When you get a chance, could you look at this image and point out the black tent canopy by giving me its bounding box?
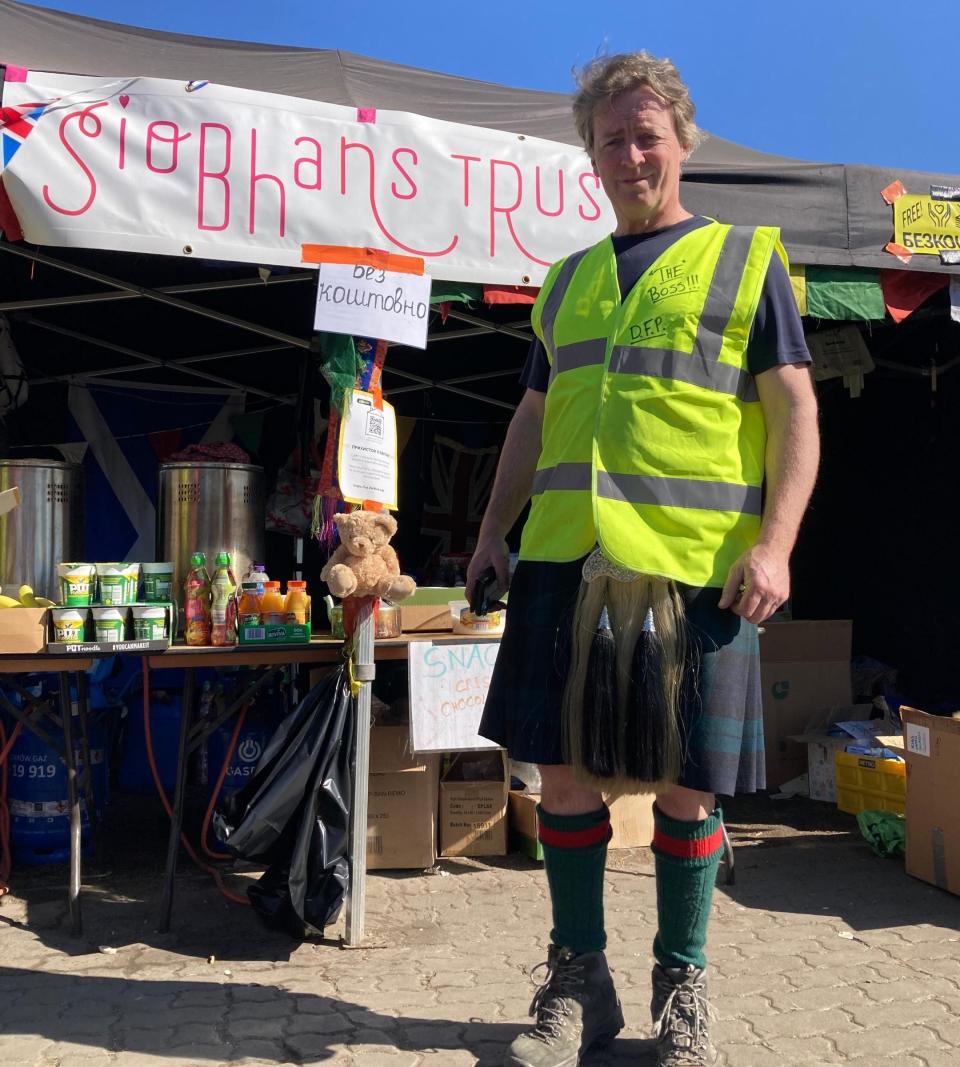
[1,0,958,274]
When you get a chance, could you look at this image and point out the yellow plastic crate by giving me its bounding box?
[834,749,906,815]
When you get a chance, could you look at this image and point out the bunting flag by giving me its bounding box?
[880,270,948,324]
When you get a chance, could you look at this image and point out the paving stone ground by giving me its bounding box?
[1,794,959,1067]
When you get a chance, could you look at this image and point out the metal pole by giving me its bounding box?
[158,667,195,932]
[0,240,312,350]
[344,598,375,946]
[58,673,82,936]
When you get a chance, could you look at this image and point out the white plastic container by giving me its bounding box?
[50,607,86,643]
[91,605,125,643]
[57,562,96,607]
[142,562,175,602]
[131,604,168,640]
[449,600,505,636]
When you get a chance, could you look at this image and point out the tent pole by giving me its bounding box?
[0,240,311,349]
[345,599,374,947]
[385,366,517,410]
[0,270,314,313]
[28,343,293,386]
[20,317,290,401]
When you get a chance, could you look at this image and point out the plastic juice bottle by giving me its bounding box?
[236,582,262,632]
[210,551,238,646]
[260,581,286,625]
[183,552,212,646]
[242,562,270,594]
[285,580,310,626]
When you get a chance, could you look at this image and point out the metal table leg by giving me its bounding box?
[158,667,195,932]
[58,672,82,936]
[345,599,374,947]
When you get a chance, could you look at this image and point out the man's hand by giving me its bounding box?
[466,536,510,607]
[718,545,790,624]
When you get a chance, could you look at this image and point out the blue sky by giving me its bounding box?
[23,0,960,174]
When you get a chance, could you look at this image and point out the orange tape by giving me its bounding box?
[881,180,907,205]
[301,244,425,275]
[884,241,913,264]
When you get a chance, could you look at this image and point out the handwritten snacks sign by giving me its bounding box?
[1,71,615,285]
[337,388,398,508]
[409,639,501,752]
[893,194,960,255]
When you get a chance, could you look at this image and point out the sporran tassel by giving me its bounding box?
[625,606,670,781]
[582,605,619,778]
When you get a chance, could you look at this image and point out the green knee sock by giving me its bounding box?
[651,805,724,970]
[537,803,611,954]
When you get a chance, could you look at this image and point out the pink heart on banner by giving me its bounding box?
[119,94,130,108]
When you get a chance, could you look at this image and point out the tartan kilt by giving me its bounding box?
[479,557,765,797]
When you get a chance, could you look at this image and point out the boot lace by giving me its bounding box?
[654,970,714,1064]
[526,952,585,1043]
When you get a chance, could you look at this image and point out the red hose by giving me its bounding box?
[141,663,249,907]
[0,720,23,898]
[201,701,248,862]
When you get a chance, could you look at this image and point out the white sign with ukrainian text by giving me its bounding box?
[314,261,431,348]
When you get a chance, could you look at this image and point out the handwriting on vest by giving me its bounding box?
[645,261,701,305]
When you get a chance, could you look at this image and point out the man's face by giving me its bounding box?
[591,86,687,234]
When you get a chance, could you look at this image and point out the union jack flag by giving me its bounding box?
[420,434,499,555]
[1,100,50,170]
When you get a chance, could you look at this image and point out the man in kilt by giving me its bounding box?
[467,51,819,1067]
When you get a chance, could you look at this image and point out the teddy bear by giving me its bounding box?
[319,510,417,601]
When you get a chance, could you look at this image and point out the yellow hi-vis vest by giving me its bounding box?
[520,220,785,588]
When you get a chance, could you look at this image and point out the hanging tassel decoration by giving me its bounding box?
[625,605,670,781]
[581,603,620,778]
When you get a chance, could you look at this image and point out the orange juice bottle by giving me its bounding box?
[285,580,310,625]
[236,582,262,627]
[260,581,286,624]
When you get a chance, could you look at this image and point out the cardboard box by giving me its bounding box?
[400,586,465,633]
[238,621,310,646]
[439,750,509,857]
[366,724,439,870]
[0,607,49,654]
[508,790,655,860]
[788,703,873,802]
[902,706,960,896]
[759,620,853,790]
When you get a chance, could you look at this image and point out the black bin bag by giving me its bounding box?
[214,664,355,938]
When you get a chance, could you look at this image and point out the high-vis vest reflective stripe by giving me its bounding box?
[520,221,783,587]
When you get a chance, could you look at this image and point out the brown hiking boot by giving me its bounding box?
[504,945,624,1067]
[650,963,717,1066]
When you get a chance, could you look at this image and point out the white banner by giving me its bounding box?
[1,71,616,285]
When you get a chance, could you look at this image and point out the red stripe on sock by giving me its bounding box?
[538,820,611,850]
[653,825,724,860]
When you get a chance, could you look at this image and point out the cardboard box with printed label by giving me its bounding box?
[902,706,960,897]
[439,749,509,857]
[787,703,874,802]
[509,790,655,860]
[366,724,440,870]
[759,620,853,791]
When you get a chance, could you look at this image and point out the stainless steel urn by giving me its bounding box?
[0,459,85,601]
[157,461,265,609]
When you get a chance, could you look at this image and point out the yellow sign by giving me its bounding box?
[893,195,960,254]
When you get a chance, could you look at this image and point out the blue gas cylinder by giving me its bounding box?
[206,717,273,802]
[119,687,182,795]
[7,705,110,866]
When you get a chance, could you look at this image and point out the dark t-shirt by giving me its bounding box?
[521,215,810,392]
